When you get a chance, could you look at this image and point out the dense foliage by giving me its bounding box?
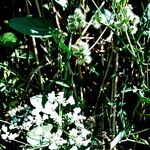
[0,0,150,149]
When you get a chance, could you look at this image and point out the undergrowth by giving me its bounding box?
[0,0,150,149]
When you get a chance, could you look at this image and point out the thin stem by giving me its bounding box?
[95,51,114,109]
[32,37,44,92]
[111,52,119,138]
[35,0,42,17]
[125,30,136,57]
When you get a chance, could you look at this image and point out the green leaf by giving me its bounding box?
[9,17,53,37]
[0,32,18,46]
[55,81,70,88]
[51,29,69,52]
[27,124,52,147]
[139,96,150,104]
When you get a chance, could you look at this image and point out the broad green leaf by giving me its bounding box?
[0,32,18,46]
[9,17,53,37]
[139,96,150,104]
[30,94,57,114]
[27,124,52,147]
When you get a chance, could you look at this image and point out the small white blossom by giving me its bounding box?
[8,133,19,140]
[9,124,16,130]
[43,114,49,120]
[69,128,78,138]
[22,121,32,130]
[70,146,78,150]
[78,41,89,51]
[1,125,8,133]
[47,91,56,103]
[49,142,58,150]
[27,115,34,121]
[130,25,138,34]
[56,92,65,104]
[1,133,9,140]
[75,136,83,147]
[81,128,91,138]
[66,96,75,105]
[84,55,92,64]
[8,109,17,117]
[73,107,81,114]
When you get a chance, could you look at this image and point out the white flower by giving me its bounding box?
[81,128,91,138]
[55,115,63,125]
[28,115,34,121]
[47,91,56,103]
[78,41,89,51]
[66,96,75,105]
[133,15,140,25]
[75,8,85,18]
[70,146,78,150]
[84,55,92,64]
[81,139,91,146]
[69,128,78,137]
[9,124,16,130]
[130,25,138,34]
[56,92,65,104]
[73,107,81,114]
[8,109,17,117]
[43,114,49,120]
[22,121,33,130]
[49,142,58,150]
[75,122,84,128]
[1,125,8,133]
[35,113,43,125]
[8,133,19,140]
[83,49,91,56]
[1,133,9,140]
[75,136,83,147]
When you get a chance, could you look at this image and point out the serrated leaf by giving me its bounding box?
[0,32,18,46]
[9,17,53,37]
[139,96,150,104]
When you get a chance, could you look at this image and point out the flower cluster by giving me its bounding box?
[71,40,92,64]
[115,4,140,34]
[0,104,32,142]
[91,4,140,35]
[0,91,91,149]
[1,124,19,141]
[67,8,86,32]
[92,9,114,29]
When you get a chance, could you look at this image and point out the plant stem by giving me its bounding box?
[32,37,44,92]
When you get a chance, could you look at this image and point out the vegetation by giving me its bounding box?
[0,0,150,149]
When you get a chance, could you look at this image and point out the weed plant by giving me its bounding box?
[0,0,150,149]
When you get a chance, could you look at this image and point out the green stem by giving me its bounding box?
[32,37,44,92]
